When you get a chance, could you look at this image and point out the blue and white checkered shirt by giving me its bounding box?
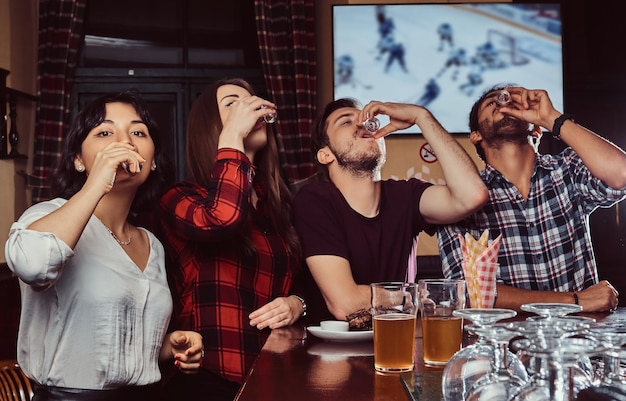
[438,147,626,292]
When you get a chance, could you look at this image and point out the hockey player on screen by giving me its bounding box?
[437,23,454,52]
[474,41,508,69]
[335,54,355,87]
[384,41,408,74]
[416,78,441,107]
[436,47,467,81]
[375,9,395,61]
[459,64,484,96]
[335,54,372,90]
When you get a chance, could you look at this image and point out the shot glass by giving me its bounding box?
[418,279,466,366]
[371,282,419,373]
[363,116,380,133]
[496,90,512,106]
[260,105,277,123]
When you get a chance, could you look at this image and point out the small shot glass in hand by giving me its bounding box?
[260,105,277,124]
[363,113,380,135]
[496,90,512,106]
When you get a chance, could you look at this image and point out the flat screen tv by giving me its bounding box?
[332,3,563,134]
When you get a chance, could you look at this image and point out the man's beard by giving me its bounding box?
[329,142,382,178]
[479,116,532,147]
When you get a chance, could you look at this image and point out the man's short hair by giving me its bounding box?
[311,98,362,175]
[468,82,517,160]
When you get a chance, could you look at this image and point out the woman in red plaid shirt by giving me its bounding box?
[158,78,304,401]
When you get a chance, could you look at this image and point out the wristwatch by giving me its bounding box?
[551,113,575,140]
[291,295,307,317]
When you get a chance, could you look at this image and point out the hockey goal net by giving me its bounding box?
[487,29,530,66]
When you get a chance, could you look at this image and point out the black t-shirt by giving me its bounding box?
[294,179,433,321]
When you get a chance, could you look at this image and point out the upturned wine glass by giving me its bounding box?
[442,309,527,401]
[464,322,529,401]
[510,336,605,401]
[520,303,583,320]
[507,316,596,400]
[584,321,626,387]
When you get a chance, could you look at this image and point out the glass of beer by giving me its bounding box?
[371,282,419,373]
[418,279,466,366]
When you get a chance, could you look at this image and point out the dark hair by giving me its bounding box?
[468,83,516,161]
[51,89,173,221]
[186,78,300,257]
[311,98,361,178]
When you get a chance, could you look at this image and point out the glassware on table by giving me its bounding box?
[417,279,466,366]
[371,282,419,373]
[520,303,583,320]
[507,316,597,401]
[442,308,528,401]
[464,322,529,401]
[510,336,605,401]
[584,321,626,387]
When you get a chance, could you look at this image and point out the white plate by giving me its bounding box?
[306,326,373,342]
[308,341,374,360]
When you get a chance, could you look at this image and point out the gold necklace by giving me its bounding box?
[101,222,132,246]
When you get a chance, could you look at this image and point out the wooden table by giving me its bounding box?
[234,308,626,401]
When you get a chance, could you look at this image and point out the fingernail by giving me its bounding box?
[175,360,181,367]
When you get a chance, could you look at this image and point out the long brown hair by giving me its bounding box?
[186,78,300,257]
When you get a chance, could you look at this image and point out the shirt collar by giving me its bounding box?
[481,153,558,184]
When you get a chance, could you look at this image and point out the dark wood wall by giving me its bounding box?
[559,1,626,303]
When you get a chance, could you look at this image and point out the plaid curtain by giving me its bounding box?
[254,0,317,183]
[32,0,86,203]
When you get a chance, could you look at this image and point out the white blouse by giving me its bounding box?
[4,198,173,390]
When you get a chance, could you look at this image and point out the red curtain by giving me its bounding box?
[254,0,317,183]
[32,0,86,203]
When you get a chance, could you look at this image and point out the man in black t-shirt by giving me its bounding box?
[293,98,488,322]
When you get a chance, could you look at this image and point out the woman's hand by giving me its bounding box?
[249,296,304,330]
[218,95,277,152]
[161,330,204,374]
[82,142,146,195]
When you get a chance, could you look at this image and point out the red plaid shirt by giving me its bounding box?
[159,148,298,384]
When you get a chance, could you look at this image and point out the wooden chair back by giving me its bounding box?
[0,360,33,401]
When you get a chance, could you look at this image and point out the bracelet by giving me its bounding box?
[573,292,579,305]
[551,113,575,140]
[291,295,307,317]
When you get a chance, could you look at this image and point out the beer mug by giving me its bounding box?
[371,282,419,373]
[418,279,466,366]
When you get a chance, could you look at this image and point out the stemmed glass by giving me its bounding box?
[521,303,583,320]
[464,322,529,401]
[584,321,626,387]
[441,308,527,401]
[510,336,605,401]
[507,316,596,400]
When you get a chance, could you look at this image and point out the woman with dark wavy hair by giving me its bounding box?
[5,90,203,401]
[51,90,174,222]
[159,78,304,400]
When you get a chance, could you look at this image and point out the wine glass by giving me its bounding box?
[510,336,605,401]
[465,322,529,401]
[442,308,527,401]
[520,303,583,320]
[584,321,626,387]
[507,316,596,401]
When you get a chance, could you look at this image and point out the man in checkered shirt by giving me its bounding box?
[438,84,626,313]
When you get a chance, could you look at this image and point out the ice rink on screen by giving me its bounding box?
[333,4,563,134]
